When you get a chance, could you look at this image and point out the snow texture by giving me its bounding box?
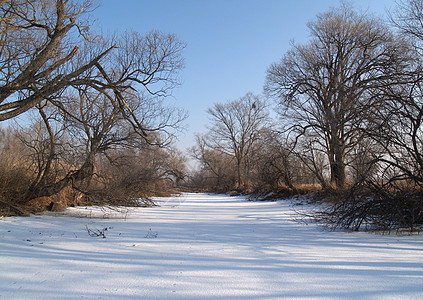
[1,193,422,299]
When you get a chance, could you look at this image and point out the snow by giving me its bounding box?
[1,193,422,299]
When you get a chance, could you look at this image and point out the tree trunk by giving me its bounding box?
[20,155,95,204]
[236,159,243,189]
[329,138,346,189]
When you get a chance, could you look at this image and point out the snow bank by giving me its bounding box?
[1,193,422,299]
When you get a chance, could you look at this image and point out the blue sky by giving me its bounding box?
[94,0,397,153]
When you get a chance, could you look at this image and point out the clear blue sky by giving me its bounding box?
[94,0,397,153]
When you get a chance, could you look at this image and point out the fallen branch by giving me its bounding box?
[85,225,112,238]
[0,199,29,216]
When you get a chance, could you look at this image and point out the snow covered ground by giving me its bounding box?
[0,193,422,299]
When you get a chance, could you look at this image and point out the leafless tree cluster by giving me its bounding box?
[265,2,414,190]
[192,1,423,231]
[190,93,269,192]
[0,0,187,214]
[189,93,316,195]
[264,1,423,231]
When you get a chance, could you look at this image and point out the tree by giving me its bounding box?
[190,134,237,191]
[0,0,187,206]
[18,30,186,203]
[312,0,423,232]
[203,93,270,189]
[390,0,423,53]
[0,0,116,120]
[265,3,413,189]
[370,0,423,186]
[88,145,187,205]
[253,129,296,190]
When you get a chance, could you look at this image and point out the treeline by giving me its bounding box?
[189,1,423,232]
[189,93,315,195]
[0,0,187,215]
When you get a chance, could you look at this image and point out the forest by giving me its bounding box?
[1,0,423,232]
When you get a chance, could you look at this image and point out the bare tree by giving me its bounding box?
[347,0,423,188]
[380,0,423,186]
[0,0,118,121]
[252,129,296,190]
[204,93,270,189]
[190,134,237,191]
[390,0,423,53]
[310,0,423,233]
[17,29,186,203]
[265,3,413,189]
[87,145,187,205]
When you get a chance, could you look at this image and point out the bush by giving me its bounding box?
[314,182,423,233]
